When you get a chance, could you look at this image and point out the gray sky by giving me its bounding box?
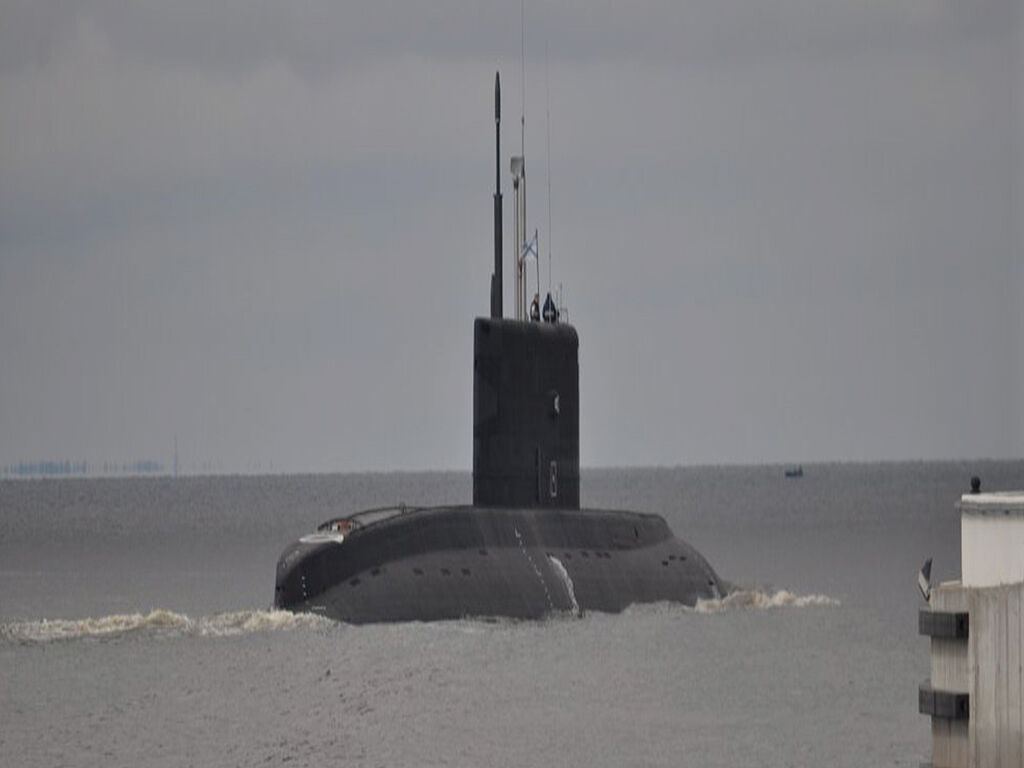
[1,1,1021,473]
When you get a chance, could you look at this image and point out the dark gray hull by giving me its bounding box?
[274,505,724,623]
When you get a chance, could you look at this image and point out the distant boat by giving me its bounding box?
[785,465,804,478]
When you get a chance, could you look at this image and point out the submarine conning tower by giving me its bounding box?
[473,318,579,508]
[473,71,580,510]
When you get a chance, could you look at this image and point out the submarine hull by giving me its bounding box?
[274,505,724,623]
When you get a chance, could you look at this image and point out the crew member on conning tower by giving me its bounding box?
[542,292,558,323]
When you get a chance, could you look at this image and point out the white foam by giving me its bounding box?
[1,608,331,644]
[547,555,581,616]
[693,588,840,614]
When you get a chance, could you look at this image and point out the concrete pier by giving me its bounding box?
[920,492,1024,768]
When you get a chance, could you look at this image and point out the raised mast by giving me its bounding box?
[491,72,503,319]
[511,155,526,320]
[512,6,529,321]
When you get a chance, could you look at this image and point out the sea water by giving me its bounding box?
[1,461,1020,767]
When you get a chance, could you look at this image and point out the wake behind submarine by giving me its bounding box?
[273,73,725,623]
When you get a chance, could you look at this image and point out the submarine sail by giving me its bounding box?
[273,73,725,623]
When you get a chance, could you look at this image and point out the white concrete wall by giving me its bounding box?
[968,584,1023,768]
[928,581,1024,768]
[960,493,1024,588]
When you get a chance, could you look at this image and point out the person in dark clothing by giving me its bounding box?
[542,292,558,323]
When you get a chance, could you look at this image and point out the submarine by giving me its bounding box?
[273,73,726,623]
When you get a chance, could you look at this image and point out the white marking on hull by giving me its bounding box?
[514,526,555,612]
[547,555,581,617]
[299,532,345,545]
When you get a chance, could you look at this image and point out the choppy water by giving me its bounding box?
[1,461,1020,767]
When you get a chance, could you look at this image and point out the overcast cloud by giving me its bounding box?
[0,1,1021,473]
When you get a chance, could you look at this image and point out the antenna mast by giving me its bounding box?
[545,44,552,292]
[491,72,503,319]
[511,2,528,320]
[520,0,526,160]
